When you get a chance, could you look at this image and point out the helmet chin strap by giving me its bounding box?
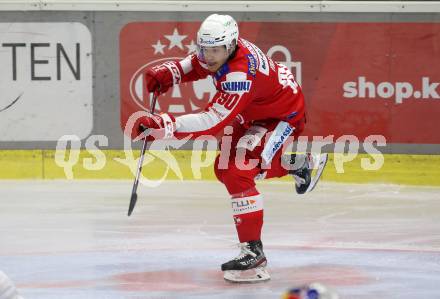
[227,40,238,60]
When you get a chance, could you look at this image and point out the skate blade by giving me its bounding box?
[306,153,328,193]
[223,267,270,283]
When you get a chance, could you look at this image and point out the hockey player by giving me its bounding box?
[133,14,327,282]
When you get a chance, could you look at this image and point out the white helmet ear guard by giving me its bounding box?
[196,14,239,58]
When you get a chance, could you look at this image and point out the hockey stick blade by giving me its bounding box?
[128,193,138,216]
[306,153,328,193]
[127,137,147,217]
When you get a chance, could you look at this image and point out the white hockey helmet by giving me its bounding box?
[197,14,239,55]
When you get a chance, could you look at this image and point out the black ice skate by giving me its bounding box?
[286,153,328,194]
[288,153,312,194]
[222,240,270,283]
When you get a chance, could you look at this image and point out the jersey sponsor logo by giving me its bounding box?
[209,105,227,120]
[241,38,269,76]
[261,121,294,164]
[199,37,216,45]
[241,39,259,67]
[286,111,298,120]
[221,80,252,92]
[255,47,269,76]
[246,54,257,77]
[271,125,293,154]
[215,63,229,80]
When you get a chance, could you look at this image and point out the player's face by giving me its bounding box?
[200,46,229,72]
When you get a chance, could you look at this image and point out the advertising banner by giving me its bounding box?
[120,22,440,144]
[0,22,93,141]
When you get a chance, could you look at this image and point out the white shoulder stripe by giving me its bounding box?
[179,55,193,75]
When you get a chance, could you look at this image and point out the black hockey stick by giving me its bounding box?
[128,90,159,216]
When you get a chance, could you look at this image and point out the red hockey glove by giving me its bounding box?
[134,112,176,141]
[145,62,180,95]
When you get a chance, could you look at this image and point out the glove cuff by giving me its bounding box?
[160,113,176,139]
[161,61,182,85]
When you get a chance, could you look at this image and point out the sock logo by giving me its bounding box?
[231,195,263,215]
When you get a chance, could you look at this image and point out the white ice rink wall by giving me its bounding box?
[0,0,439,184]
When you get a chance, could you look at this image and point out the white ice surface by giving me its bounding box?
[0,180,439,299]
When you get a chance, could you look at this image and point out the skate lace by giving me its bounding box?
[293,153,314,186]
[293,174,306,186]
[234,243,257,260]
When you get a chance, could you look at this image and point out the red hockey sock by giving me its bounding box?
[263,167,288,179]
[231,188,264,243]
[261,150,289,179]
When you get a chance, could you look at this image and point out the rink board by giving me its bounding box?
[0,150,439,186]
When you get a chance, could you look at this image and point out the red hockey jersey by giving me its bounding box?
[165,38,305,138]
